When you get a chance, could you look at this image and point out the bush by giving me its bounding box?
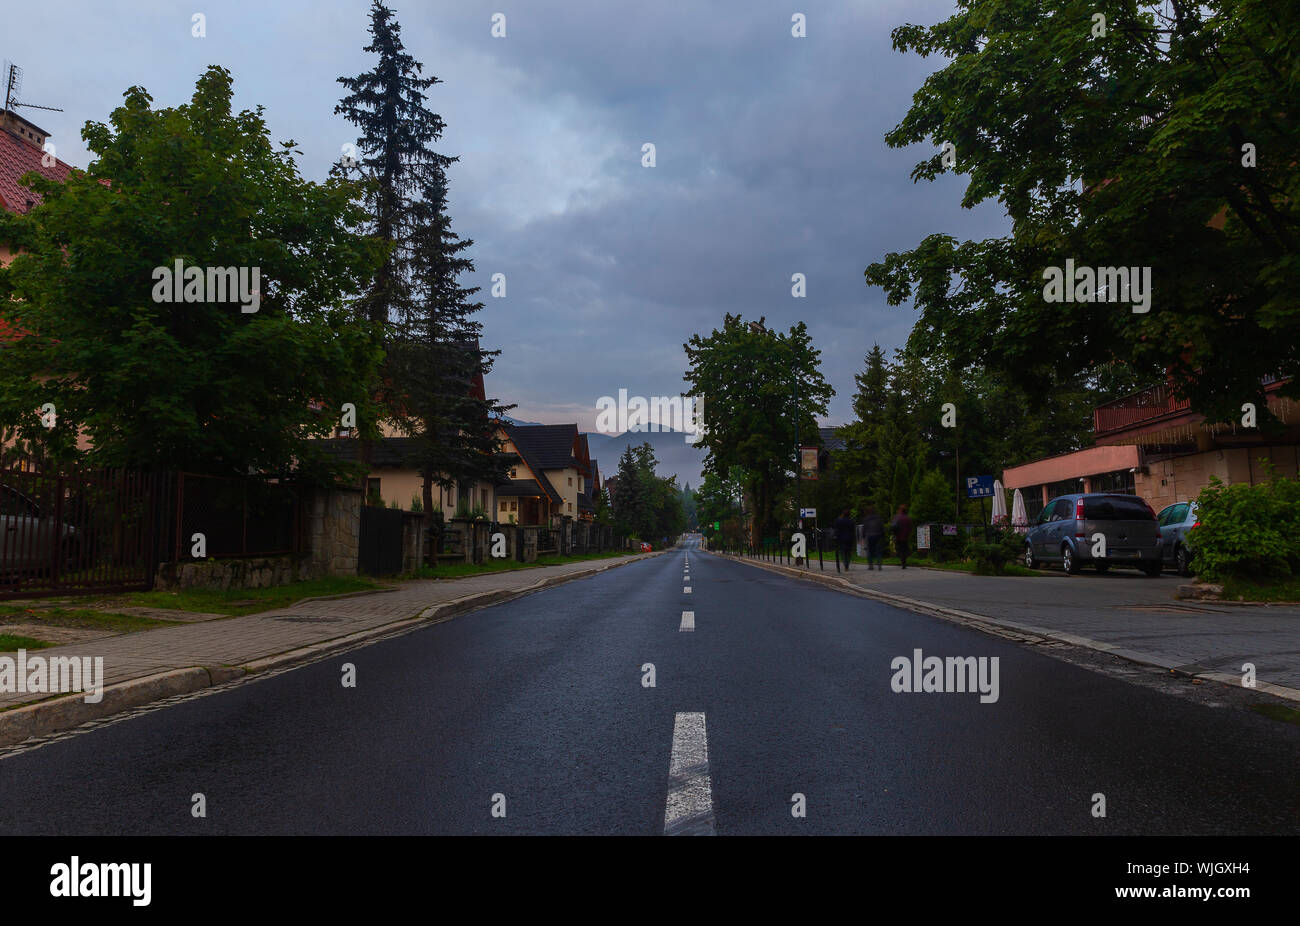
[1192,471,1300,582]
[971,542,1009,575]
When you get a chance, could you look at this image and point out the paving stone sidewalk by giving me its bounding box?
[726,554,1300,697]
[0,554,655,710]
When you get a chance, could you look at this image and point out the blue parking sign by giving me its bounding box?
[966,475,994,498]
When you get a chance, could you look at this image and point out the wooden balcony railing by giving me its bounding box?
[1093,384,1192,435]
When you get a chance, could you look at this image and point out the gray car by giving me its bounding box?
[1156,501,1198,577]
[0,483,79,574]
[1024,493,1163,576]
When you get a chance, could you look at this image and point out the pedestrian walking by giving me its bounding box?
[832,508,856,572]
[862,504,885,570]
[889,504,914,568]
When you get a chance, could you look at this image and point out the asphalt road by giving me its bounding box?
[2,539,1297,835]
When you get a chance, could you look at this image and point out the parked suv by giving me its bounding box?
[1156,501,1198,577]
[1024,493,1163,576]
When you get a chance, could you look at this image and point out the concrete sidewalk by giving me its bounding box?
[0,552,659,745]
[718,553,1300,702]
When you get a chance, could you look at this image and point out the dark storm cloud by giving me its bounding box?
[13,0,1008,433]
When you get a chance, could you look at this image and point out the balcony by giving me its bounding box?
[1094,384,1192,437]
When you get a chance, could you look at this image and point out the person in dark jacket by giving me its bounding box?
[833,508,855,572]
[889,504,914,568]
[862,504,885,570]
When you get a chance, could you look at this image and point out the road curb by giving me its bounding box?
[0,551,660,748]
[715,552,1300,705]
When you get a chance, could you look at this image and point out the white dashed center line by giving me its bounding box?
[664,711,715,836]
[683,586,691,594]
[679,610,694,631]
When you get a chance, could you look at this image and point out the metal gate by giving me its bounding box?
[358,506,404,576]
[1,465,166,600]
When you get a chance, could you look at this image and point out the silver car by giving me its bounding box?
[1024,493,1163,576]
[0,483,79,574]
[1156,501,1198,577]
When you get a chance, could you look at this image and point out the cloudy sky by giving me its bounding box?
[15,0,1007,431]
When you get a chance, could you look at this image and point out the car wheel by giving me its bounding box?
[1061,544,1079,575]
[1094,561,1110,574]
[1176,545,1191,577]
[1025,544,1036,570]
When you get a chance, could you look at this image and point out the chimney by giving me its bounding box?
[1,109,49,150]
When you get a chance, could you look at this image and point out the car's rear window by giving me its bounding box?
[1083,496,1153,520]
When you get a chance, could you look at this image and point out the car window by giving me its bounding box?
[1084,497,1113,520]
[1170,503,1189,524]
[0,486,36,518]
[1036,504,1053,525]
[1157,504,1176,526]
[1106,496,1155,520]
[1050,499,1071,521]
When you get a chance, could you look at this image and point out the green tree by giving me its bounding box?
[684,314,833,541]
[0,66,386,477]
[835,343,890,503]
[866,0,1300,426]
[694,469,743,543]
[335,0,510,523]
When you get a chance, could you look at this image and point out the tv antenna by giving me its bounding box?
[2,62,63,116]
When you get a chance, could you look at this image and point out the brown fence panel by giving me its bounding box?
[0,465,168,600]
[169,472,299,560]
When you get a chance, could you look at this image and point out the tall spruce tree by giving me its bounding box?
[335,0,509,523]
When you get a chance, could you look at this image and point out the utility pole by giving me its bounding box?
[794,369,800,530]
[954,426,961,523]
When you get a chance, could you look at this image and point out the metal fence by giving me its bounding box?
[1,465,167,599]
[170,472,300,560]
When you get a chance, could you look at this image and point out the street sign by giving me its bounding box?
[800,508,817,518]
[714,521,721,530]
[942,524,958,536]
[966,475,995,498]
[916,524,931,550]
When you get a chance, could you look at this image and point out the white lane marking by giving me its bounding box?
[683,586,691,594]
[680,610,694,631]
[664,711,715,836]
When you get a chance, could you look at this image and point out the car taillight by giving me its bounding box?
[1075,498,1086,537]
[1191,521,1200,529]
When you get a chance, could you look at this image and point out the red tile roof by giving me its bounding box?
[0,122,75,343]
[0,124,73,215]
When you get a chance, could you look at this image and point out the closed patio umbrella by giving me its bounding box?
[991,479,1008,523]
[1011,489,1029,533]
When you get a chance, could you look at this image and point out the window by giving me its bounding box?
[0,487,37,518]
[1049,499,1072,521]
[1157,503,1186,526]
[568,502,573,512]
[510,501,517,512]
[568,477,573,486]
[510,468,517,478]
[1108,496,1155,520]
[1090,470,1136,495]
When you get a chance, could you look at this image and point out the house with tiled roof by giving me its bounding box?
[306,340,513,515]
[494,423,595,526]
[0,110,75,344]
